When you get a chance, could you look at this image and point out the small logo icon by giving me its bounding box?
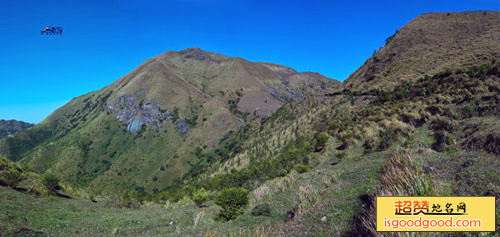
[41,26,63,35]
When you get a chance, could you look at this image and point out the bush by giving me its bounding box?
[251,203,272,216]
[152,190,169,203]
[336,151,347,160]
[432,130,448,151]
[120,190,142,208]
[192,187,210,207]
[363,137,377,153]
[0,170,23,188]
[42,174,60,195]
[430,117,454,132]
[215,188,249,221]
[377,129,397,151]
[294,164,311,174]
[314,132,329,151]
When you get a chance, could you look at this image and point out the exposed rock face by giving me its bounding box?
[180,47,208,61]
[126,117,144,133]
[106,89,188,133]
[174,120,189,133]
[267,85,306,102]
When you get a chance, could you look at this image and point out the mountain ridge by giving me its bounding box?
[341,10,500,93]
[0,48,339,194]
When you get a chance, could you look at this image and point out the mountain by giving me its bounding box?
[342,11,500,92]
[0,120,33,139]
[0,48,339,194]
[1,11,499,236]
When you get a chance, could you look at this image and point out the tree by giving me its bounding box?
[215,188,249,221]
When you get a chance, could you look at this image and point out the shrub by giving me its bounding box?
[294,164,311,174]
[121,190,134,208]
[251,203,272,216]
[484,133,500,155]
[20,163,34,172]
[152,190,169,203]
[192,187,210,207]
[377,129,397,151]
[215,188,249,221]
[0,170,23,188]
[432,130,448,151]
[363,137,377,153]
[314,132,329,151]
[42,174,60,195]
[430,117,454,132]
[130,188,148,204]
[335,151,347,161]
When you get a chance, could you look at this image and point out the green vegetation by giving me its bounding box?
[377,128,397,151]
[251,203,272,216]
[314,132,329,151]
[215,188,249,221]
[42,174,60,195]
[203,136,313,191]
[0,155,63,195]
[192,187,210,207]
[0,169,23,188]
[294,164,311,173]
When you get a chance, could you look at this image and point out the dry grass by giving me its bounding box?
[342,11,500,92]
[359,149,433,236]
[204,226,272,237]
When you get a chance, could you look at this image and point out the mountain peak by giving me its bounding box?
[178,47,210,61]
[180,47,204,52]
[342,11,500,92]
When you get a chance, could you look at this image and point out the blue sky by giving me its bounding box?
[1,0,498,123]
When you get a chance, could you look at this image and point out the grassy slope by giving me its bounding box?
[180,60,500,235]
[342,11,500,92]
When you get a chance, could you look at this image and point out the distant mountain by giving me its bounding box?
[342,11,500,92]
[0,120,33,139]
[0,48,339,193]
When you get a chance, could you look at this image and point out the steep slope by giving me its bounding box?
[342,11,500,92]
[0,120,33,139]
[169,12,500,235]
[0,48,338,194]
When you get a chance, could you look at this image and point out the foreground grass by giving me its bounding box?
[0,186,216,236]
[0,140,387,236]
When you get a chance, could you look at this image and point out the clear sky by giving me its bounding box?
[1,0,498,124]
